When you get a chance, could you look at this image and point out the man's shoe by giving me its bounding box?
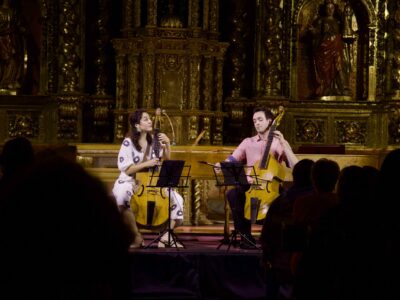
[240,234,258,250]
[239,240,258,250]
[241,234,256,244]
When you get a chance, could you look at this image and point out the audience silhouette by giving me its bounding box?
[375,149,400,300]
[294,164,381,300]
[293,158,340,229]
[261,158,314,300]
[2,139,399,300]
[0,151,133,299]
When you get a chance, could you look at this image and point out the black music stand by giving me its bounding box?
[213,162,259,252]
[144,160,190,249]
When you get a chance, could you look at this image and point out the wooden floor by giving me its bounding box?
[128,228,266,299]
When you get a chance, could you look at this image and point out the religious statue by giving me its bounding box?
[392,0,400,95]
[309,0,350,98]
[0,0,24,94]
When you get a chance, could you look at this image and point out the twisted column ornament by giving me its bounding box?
[192,179,202,225]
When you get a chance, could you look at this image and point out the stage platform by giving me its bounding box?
[129,225,266,300]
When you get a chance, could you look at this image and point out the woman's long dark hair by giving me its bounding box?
[127,109,153,151]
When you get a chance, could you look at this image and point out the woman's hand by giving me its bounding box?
[146,158,161,168]
[158,133,170,148]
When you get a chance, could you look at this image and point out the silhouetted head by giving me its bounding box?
[311,158,340,193]
[292,158,315,187]
[380,149,400,184]
[0,136,34,179]
[362,165,379,191]
[337,165,366,205]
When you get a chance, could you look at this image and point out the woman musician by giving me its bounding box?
[112,109,184,248]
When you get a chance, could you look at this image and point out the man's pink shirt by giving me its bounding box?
[230,134,289,167]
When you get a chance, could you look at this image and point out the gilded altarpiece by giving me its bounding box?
[223,0,398,154]
[112,35,227,144]
[3,0,400,226]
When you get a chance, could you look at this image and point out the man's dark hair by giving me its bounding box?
[253,107,274,120]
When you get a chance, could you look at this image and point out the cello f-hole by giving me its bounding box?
[160,188,166,199]
[137,185,144,197]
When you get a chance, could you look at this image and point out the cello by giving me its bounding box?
[130,128,169,228]
[244,107,287,222]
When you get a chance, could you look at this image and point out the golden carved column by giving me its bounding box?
[228,1,248,98]
[189,0,200,37]
[209,0,218,38]
[192,179,202,225]
[94,0,109,97]
[114,52,127,142]
[191,178,212,225]
[128,53,139,109]
[87,0,114,142]
[189,53,201,110]
[181,183,191,225]
[212,56,225,145]
[133,0,141,28]
[187,50,200,144]
[189,0,200,27]
[143,45,156,108]
[263,0,282,96]
[203,56,213,111]
[0,2,24,95]
[122,0,134,37]
[60,0,80,93]
[57,0,83,141]
[202,0,209,30]
[375,0,387,99]
[115,52,127,110]
[146,0,157,35]
[41,0,58,93]
[388,2,400,145]
[391,1,400,99]
[367,19,378,101]
[215,56,224,112]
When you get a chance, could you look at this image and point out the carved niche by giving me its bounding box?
[294,0,375,101]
